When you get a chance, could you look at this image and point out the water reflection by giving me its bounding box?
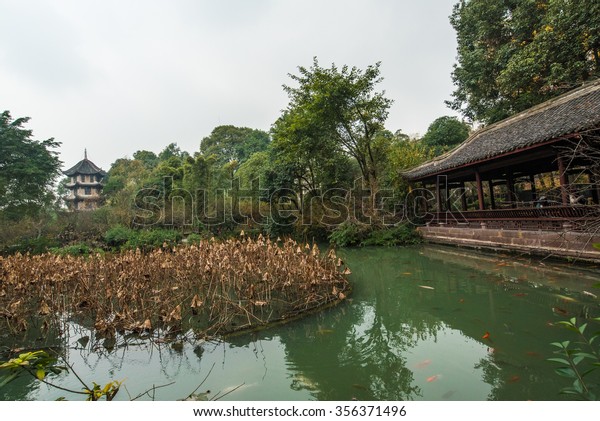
[1,245,599,401]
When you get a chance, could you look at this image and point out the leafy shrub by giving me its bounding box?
[129,229,182,251]
[361,224,422,247]
[50,243,104,256]
[104,225,132,248]
[328,220,372,247]
[549,317,600,400]
[186,233,203,244]
[329,221,421,248]
[0,237,61,256]
[104,226,182,251]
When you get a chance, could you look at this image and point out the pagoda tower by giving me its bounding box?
[63,150,107,211]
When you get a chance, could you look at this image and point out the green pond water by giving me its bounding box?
[2,244,600,401]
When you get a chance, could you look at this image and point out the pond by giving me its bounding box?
[2,244,599,401]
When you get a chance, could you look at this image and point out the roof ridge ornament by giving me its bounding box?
[84,148,87,160]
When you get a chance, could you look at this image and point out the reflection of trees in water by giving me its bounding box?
[475,352,556,401]
[273,247,448,400]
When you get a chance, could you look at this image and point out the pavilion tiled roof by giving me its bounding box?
[63,158,107,177]
[403,78,600,181]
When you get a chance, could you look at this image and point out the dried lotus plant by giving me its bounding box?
[0,236,351,343]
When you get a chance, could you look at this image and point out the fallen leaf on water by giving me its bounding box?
[459,298,465,303]
[552,307,568,316]
[555,294,577,303]
[418,285,435,290]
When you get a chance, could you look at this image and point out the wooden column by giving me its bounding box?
[475,169,485,211]
[436,178,442,213]
[460,181,468,211]
[529,174,537,202]
[507,172,516,208]
[488,180,496,210]
[557,155,569,205]
[421,183,430,213]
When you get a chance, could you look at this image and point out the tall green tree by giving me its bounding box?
[280,58,393,209]
[449,0,600,124]
[200,125,270,165]
[132,150,159,170]
[158,142,186,162]
[421,116,470,154]
[0,111,61,220]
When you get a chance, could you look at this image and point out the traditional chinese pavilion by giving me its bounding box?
[403,79,600,261]
[63,150,107,211]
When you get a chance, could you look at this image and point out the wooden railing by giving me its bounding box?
[426,205,600,231]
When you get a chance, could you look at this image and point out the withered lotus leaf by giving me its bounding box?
[168,305,182,322]
[0,237,351,340]
[190,294,203,309]
[38,301,50,316]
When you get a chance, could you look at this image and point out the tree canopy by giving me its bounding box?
[278,58,393,207]
[421,116,470,154]
[449,0,600,124]
[0,111,62,220]
[200,125,270,165]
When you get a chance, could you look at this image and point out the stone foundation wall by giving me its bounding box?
[417,225,600,263]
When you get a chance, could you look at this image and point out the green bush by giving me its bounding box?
[329,221,421,248]
[328,220,372,247]
[186,233,203,244]
[50,243,104,256]
[104,226,182,251]
[104,225,132,248]
[362,224,422,247]
[0,237,61,256]
[129,229,182,251]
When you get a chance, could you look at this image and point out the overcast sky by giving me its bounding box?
[0,0,460,171]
